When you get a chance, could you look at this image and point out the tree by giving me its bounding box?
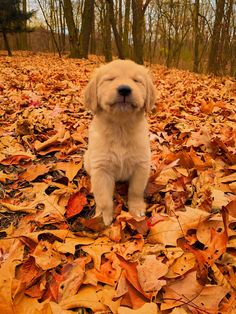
[131,0,151,64]
[63,0,80,58]
[207,0,225,74]
[123,0,131,58]
[107,0,125,59]
[19,0,28,50]
[37,0,62,57]
[100,0,112,62]
[0,0,34,56]
[193,0,200,72]
[78,0,95,58]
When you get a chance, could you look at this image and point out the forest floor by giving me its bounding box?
[0,51,236,314]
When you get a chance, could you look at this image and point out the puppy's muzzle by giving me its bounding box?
[117,85,132,97]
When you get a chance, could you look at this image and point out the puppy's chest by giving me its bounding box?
[109,141,136,179]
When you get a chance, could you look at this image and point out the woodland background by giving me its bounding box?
[0,0,235,76]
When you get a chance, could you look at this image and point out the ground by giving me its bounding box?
[0,51,236,314]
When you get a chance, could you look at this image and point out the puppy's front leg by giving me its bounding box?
[91,169,115,226]
[128,166,149,218]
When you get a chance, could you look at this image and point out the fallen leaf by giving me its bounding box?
[118,302,159,314]
[66,191,87,218]
[137,255,168,293]
[59,285,107,311]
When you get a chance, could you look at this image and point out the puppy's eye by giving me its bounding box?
[133,78,142,84]
[105,77,115,82]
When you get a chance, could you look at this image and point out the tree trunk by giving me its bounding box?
[193,0,200,72]
[220,0,233,74]
[59,0,66,52]
[79,0,95,58]
[63,0,80,58]
[230,28,236,77]
[132,0,144,64]
[107,0,125,59]
[103,1,112,62]
[123,0,130,58]
[19,0,28,50]
[3,32,12,56]
[207,0,225,74]
[118,0,123,36]
[90,7,96,55]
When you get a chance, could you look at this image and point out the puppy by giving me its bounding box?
[84,59,156,225]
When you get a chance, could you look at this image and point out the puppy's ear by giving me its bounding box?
[84,71,98,112]
[145,74,156,112]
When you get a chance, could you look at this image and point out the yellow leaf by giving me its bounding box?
[148,207,210,246]
[82,237,112,270]
[166,253,195,278]
[31,241,62,270]
[97,285,121,314]
[53,237,95,254]
[59,286,107,312]
[118,303,159,314]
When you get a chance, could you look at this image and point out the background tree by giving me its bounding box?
[207,0,226,74]
[78,0,95,58]
[193,0,200,72]
[63,0,80,57]
[99,0,112,62]
[131,0,151,64]
[123,0,131,58]
[37,0,62,57]
[107,0,125,59]
[19,0,28,50]
[0,0,34,56]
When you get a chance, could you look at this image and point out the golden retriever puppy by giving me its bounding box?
[84,59,156,225]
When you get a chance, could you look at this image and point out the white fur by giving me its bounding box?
[84,59,156,225]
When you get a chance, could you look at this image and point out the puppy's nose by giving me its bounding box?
[117,85,132,96]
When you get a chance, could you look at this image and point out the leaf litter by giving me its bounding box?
[0,52,236,314]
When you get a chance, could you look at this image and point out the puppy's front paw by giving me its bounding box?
[96,205,113,226]
[103,210,113,226]
[128,200,146,218]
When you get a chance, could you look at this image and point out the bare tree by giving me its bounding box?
[79,0,95,58]
[107,0,125,59]
[123,0,131,58]
[63,0,80,57]
[207,0,225,74]
[131,0,151,64]
[19,0,28,50]
[37,0,61,56]
[193,0,200,72]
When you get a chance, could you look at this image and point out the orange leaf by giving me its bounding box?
[121,281,147,310]
[0,155,32,165]
[18,163,51,182]
[92,259,120,286]
[25,282,45,298]
[16,256,44,288]
[66,192,87,218]
[117,256,147,298]
[78,215,105,231]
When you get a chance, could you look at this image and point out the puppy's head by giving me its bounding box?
[84,59,156,114]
